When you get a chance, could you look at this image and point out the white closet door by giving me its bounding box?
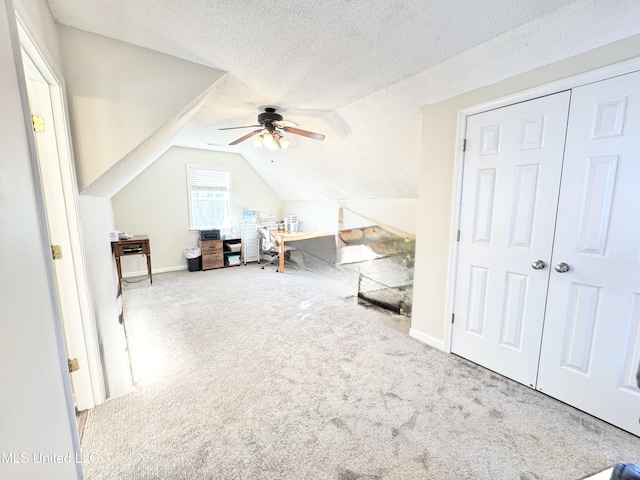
[452,92,570,386]
[537,71,640,436]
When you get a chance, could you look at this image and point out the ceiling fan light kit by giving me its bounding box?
[252,128,289,150]
[220,107,325,150]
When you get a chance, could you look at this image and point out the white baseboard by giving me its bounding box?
[409,328,446,351]
[122,265,187,278]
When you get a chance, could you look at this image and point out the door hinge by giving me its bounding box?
[68,358,80,373]
[51,245,63,260]
[462,139,466,151]
[456,230,461,242]
[32,114,44,133]
[451,313,455,324]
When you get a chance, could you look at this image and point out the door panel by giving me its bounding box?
[537,71,640,436]
[452,91,571,386]
[23,54,96,410]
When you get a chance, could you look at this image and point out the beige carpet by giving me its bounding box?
[81,265,640,479]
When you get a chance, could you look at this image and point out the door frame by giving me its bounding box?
[16,12,105,409]
[444,55,640,353]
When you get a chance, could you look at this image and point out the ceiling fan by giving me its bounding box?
[219,107,325,149]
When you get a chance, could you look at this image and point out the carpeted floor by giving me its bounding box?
[81,265,640,479]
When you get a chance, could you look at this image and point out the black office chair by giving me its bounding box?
[257,226,295,272]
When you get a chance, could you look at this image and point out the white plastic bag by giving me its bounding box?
[184,247,201,259]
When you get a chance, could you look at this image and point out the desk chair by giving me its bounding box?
[257,227,295,272]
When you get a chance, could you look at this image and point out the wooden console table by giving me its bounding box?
[111,235,152,289]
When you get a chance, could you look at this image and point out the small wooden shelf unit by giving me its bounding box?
[198,238,242,270]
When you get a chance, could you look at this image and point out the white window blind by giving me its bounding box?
[187,165,231,230]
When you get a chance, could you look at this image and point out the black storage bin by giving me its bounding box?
[187,256,202,272]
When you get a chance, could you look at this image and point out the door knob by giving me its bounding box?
[554,262,570,273]
[531,260,546,270]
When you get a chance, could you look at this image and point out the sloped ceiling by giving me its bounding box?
[45,0,640,200]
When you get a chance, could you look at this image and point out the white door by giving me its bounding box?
[451,92,571,386]
[536,71,640,436]
[22,51,100,411]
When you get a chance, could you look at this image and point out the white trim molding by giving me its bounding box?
[410,328,446,351]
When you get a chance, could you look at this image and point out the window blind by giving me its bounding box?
[187,165,229,190]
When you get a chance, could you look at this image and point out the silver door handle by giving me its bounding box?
[554,262,570,273]
[531,260,546,270]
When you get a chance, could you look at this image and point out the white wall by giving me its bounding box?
[410,35,640,350]
[339,199,417,237]
[58,26,224,190]
[111,146,282,275]
[77,195,132,398]
[281,200,339,233]
[0,1,80,478]
[281,199,417,238]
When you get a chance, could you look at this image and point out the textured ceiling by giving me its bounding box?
[44,0,637,202]
[45,0,577,111]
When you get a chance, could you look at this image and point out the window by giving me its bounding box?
[187,165,231,230]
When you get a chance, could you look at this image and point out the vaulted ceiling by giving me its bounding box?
[45,0,638,201]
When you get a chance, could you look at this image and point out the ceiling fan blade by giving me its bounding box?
[273,120,298,128]
[218,124,261,131]
[282,126,325,141]
[229,129,263,145]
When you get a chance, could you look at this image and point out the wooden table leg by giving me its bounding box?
[279,241,285,273]
[115,256,123,290]
[146,254,152,284]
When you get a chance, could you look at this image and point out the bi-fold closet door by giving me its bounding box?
[451,71,640,436]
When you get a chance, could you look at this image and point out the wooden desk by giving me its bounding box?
[273,231,333,273]
[111,235,152,288]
